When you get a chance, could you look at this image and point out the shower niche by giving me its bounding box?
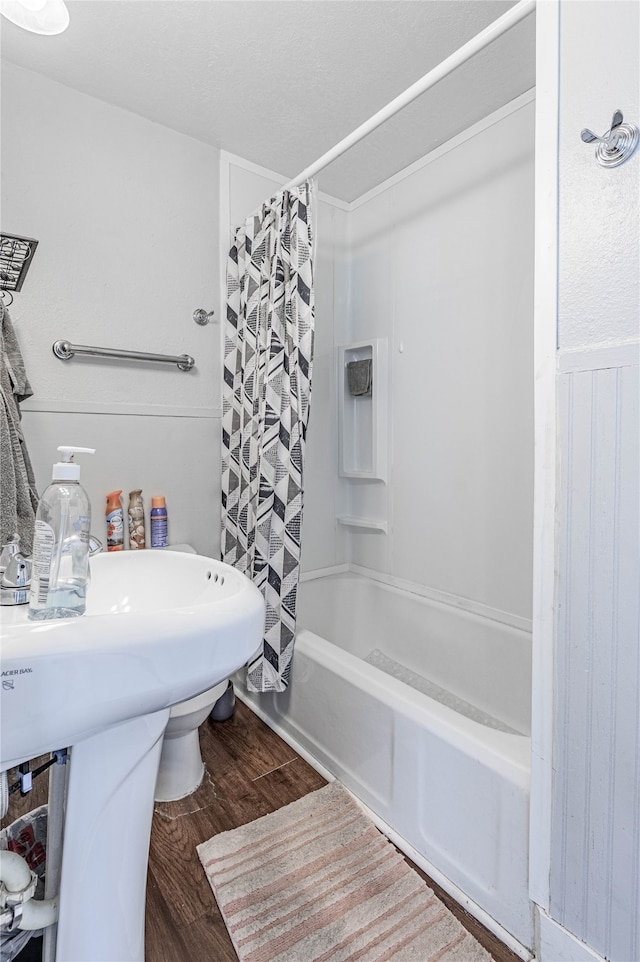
[338,338,388,482]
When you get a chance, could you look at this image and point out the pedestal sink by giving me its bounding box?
[0,550,265,962]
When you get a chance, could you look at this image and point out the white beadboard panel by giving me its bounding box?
[551,362,640,961]
[21,410,221,559]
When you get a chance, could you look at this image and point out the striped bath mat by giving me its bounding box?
[197,781,492,962]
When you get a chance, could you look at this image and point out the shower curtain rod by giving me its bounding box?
[285,0,536,190]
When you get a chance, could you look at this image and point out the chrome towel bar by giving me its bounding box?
[52,339,195,371]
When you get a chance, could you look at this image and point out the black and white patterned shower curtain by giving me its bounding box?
[221,182,315,693]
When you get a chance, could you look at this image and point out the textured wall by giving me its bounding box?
[557,1,639,350]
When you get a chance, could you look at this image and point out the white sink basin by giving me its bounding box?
[1,550,265,768]
[0,549,265,962]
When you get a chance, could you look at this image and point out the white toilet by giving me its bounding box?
[154,544,231,802]
[154,678,228,801]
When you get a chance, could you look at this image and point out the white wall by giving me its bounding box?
[546,3,640,960]
[1,63,221,555]
[223,154,348,575]
[343,95,535,624]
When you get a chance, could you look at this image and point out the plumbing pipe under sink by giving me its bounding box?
[43,754,68,962]
[0,850,58,931]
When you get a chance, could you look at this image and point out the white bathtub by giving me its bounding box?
[236,571,533,952]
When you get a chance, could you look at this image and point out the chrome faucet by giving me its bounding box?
[0,535,32,605]
[0,533,104,606]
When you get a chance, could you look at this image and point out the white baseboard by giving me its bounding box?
[537,910,605,962]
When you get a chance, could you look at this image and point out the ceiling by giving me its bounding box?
[0,1,535,202]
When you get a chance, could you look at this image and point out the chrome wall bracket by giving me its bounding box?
[581,109,639,168]
[192,308,215,325]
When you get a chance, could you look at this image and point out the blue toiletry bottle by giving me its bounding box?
[150,496,168,548]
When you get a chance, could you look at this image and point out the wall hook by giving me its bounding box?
[581,109,639,168]
[193,308,215,325]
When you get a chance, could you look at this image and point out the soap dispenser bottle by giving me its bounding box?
[28,446,95,621]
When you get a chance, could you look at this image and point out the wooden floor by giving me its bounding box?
[4,700,520,962]
[146,699,520,962]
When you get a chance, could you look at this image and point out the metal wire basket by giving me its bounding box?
[0,233,39,293]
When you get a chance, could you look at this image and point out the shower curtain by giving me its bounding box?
[221,181,315,693]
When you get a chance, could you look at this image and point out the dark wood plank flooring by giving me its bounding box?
[146,699,521,962]
[3,702,521,962]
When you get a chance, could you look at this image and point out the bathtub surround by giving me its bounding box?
[222,183,316,693]
[224,90,535,617]
[198,780,493,962]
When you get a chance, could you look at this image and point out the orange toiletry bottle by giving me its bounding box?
[106,490,124,551]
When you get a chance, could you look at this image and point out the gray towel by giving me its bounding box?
[347,358,372,396]
[1,301,39,554]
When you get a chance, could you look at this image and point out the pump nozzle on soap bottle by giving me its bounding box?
[28,446,95,621]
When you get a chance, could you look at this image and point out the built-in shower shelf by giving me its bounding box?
[337,515,388,533]
[338,338,388,481]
